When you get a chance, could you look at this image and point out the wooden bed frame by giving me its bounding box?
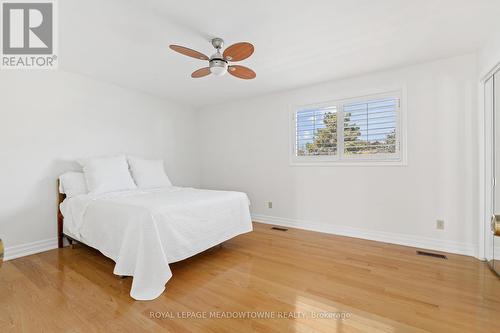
[57,179,77,248]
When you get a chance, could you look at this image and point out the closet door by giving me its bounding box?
[494,73,500,274]
[486,76,494,265]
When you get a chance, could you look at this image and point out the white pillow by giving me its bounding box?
[59,172,88,198]
[128,157,172,189]
[82,155,136,194]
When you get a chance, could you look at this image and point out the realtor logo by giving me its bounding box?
[1,0,57,69]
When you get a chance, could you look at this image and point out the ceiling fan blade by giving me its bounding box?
[228,65,256,80]
[169,45,209,60]
[191,67,211,78]
[223,42,254,62]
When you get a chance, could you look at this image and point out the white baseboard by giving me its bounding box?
[4,238,58,261]
[2,217,480,261]
[252,214,477,257]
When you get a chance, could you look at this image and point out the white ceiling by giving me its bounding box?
[60,0,500,108]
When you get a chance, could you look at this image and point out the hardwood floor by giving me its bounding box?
[1,222,499,332]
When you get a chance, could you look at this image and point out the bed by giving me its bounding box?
[57,182,253,301]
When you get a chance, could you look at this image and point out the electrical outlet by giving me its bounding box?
[268,201,273,209]
[436,220,444,230]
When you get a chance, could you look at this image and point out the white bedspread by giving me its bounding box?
[60,187,252,300]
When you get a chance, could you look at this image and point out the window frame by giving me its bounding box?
[289,90,406,166]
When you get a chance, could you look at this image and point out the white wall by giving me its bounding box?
[198,54,479,256]
[0,70,199,258]
[478,35,500,79]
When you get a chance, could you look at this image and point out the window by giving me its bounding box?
[296,106,338,156]
[291,92,403,165]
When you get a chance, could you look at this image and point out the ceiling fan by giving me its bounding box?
[169,38,256,80]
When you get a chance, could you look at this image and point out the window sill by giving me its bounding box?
[289,159,407,167]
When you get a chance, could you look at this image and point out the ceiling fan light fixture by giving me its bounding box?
[209,59,228,76]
